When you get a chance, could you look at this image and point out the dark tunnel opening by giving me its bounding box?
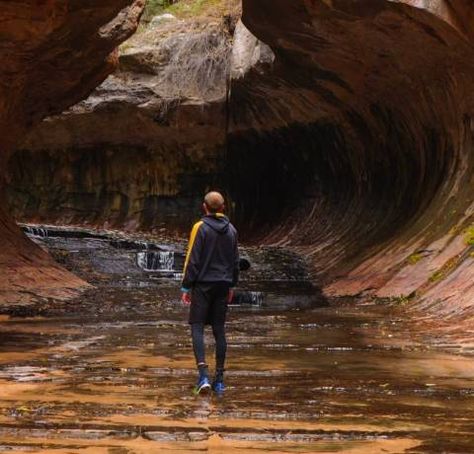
[225,108,456,279]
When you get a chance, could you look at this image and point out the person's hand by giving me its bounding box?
[181,291,191,305]
[227,289,234,303]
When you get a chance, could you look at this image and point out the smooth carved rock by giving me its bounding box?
[0,0,145,303]
[232,0,474,309]
[231,20,274,80]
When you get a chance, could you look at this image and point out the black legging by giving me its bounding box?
[191,322,227,371]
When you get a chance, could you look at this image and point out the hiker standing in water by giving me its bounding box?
[181,191,239,394]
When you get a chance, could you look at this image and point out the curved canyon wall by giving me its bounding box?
[0,1,144,303]
[5,0,474,318]
[229,0,474,316]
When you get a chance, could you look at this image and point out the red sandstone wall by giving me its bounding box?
[0,1,144,304]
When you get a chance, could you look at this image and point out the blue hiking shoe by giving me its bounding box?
[212,380,225,394]
[193,376,211,395]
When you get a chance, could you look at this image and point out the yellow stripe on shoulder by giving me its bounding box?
[183,221,204,274]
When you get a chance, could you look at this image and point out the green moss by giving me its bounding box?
[166,0,229,18]
[465,226,474,246]
[394,295,410,305]
[390,292,416,305]
[142,0,231,22]
[429,270,444,283]
[427,255,461,285]
[407,253,423,265]
[143,0,174,20]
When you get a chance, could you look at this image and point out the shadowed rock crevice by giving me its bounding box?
[226,107,465,281]
[8,144,223,233]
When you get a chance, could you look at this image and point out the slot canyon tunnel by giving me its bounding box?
[1,1,474,317]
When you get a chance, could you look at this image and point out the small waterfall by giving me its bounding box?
[24,226,49,238]
[248,291,264,306]
[137,251,175,271]
[232,291,265,306]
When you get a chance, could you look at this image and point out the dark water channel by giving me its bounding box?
[0,226,473,452]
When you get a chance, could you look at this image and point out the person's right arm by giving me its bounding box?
[229,229,239,303]
[232,231,240,288]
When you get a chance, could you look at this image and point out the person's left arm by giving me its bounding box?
[181,221,204,304]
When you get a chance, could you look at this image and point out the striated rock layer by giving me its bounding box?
[6,1,474,319]
[0,0,144,303]
[7,14,236,234]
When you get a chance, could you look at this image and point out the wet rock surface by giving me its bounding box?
[6,10,238,234]
[0,233,472,452]
[0,228,471,452]
[10,224,316,314]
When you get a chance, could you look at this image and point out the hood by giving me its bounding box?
[202,214,230,234]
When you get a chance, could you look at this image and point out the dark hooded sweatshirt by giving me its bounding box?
[181,214,239,291]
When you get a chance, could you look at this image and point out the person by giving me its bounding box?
[181,191,239,395]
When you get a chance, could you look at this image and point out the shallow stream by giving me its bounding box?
[0,226,473,452]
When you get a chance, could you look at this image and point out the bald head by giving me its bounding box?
[204,191,225,214]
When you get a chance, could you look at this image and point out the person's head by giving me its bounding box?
[203,191,225,215]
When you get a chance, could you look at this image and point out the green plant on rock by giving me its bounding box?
[429,270,444,283]
[407,253,422,265]
[428,255,459,285]
[390,291,416,305]
[394,295,410,305]
[140,0,239,28]
[465,225,474,246]
[167,0,223,17]
[143,0,176,21]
